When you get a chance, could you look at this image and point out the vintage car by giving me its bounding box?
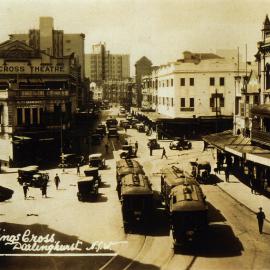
[119,145,137,159]
[106,118,118,128]
[131,119,140,128]
[95,127,105,137]
[97,124,107,135]
[118,108,126,117]
[84,167,101,186]
[0,186,14,202]
[91,133,102,145]
[126,114,133,122]
[77,176,99,202]
[17,166,49,188]
[58,154,85,168]
[190,160,211,183]
[169,137,192,150]
[89,153,106,169]
[119,120,131,129]
[108,127,119,138]
[136,123,145,133]
[147,138,161,149]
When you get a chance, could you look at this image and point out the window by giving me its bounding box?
[32,108,38,125]
[25,108,30,126]
[66,40,71,43]
[190,98,194,107]
[163,97,165,105]
[210,77,215,86]
[180,78,185,86]
[167,80,169,87]
[190,78,194,86]
[181,98,185,107]
[246,96,250,104]
[171,98,174,106]
[167,97,169,106]
[220,97,224,107]
[254,95,259,104]
[17,108,22,125]
[171,79,173,86]
[210,97,214,107]
[220,77,225,86]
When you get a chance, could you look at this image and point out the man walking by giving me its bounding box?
[23,182,29,199]
[150,145,153,156]
[135,141,138,151]
[54,173,60,190]
[77,163,80,176]
[161,147,168,159]
[225,166,230,182]
[105,143,109,154]
[257,207,266,234]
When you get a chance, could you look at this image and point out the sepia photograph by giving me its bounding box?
[0,0,269,269]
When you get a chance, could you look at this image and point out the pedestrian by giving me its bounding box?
[256,207,266,234]
[250,175,256,194]
[77,163,80,176]
[161,147,168,159]
[23,182,29,199]
[105,143,109,154]
[135,141,138,151]
[54,173,60,190]
[41,182,47,198]
[124,125,127,133]
[225,166,230,182]
[150,145,153,156]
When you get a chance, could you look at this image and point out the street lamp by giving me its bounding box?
[234,75,241,135]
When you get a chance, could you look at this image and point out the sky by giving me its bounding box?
[0,0,269,74]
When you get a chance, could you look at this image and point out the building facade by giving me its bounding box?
[9,17,87,109]
[0,39,81,167]
[85,42,130,83]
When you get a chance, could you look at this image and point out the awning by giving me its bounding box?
[225,144,259,158]
[251,104,270,117]
[203,131,245,151]
[246,151,270,167]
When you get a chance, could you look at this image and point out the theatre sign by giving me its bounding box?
[0,63,67,74]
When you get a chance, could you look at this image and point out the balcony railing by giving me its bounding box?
[251,129,270,147]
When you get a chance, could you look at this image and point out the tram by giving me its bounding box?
[169,180,208,245]
[120,173,153,232]
[160,165,196,209]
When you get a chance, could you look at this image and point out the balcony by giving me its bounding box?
[251,129,270,147]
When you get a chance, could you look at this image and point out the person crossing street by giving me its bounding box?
[161,147,168,159]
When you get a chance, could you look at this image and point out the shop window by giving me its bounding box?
[17,108,22,125]
[25,108,30,126]
[220,97,224,107]
[246,95,250,104]
[32,108,38,125]
[210,97,214,107]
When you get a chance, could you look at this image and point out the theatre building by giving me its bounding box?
[0,39,81,167]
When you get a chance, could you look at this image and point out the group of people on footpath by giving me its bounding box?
[22,173,61,199]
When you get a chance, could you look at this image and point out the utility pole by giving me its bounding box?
[215,88,218,133]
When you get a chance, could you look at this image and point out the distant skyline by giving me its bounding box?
[0,0,269,75]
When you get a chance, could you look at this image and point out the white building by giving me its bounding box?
[156,51,248,119]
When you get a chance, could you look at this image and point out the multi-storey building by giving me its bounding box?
[85,43,130,83]
[0,38,81,167]
[9,17,87,109]
[140,50,249,138]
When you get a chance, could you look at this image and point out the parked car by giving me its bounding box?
[106,118,118,128]
[119,145,137,159]
[0,186,14,202]
[169,137,192,150]
[58,154,85,168]
[84,167,102,186]
[108,127,119,138]
[131,118,140,128]
[91,133,102,145]
[147,138,161,149]
[77,176,99,201]
[97,123,107,135]
[120,120,131,129]
[136,123,145,132]
[17,165,49,188]
[126,114,133,122]
[89,153,106,169]
[95,127,105,137]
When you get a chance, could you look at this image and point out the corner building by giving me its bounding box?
[0,39,80,167]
